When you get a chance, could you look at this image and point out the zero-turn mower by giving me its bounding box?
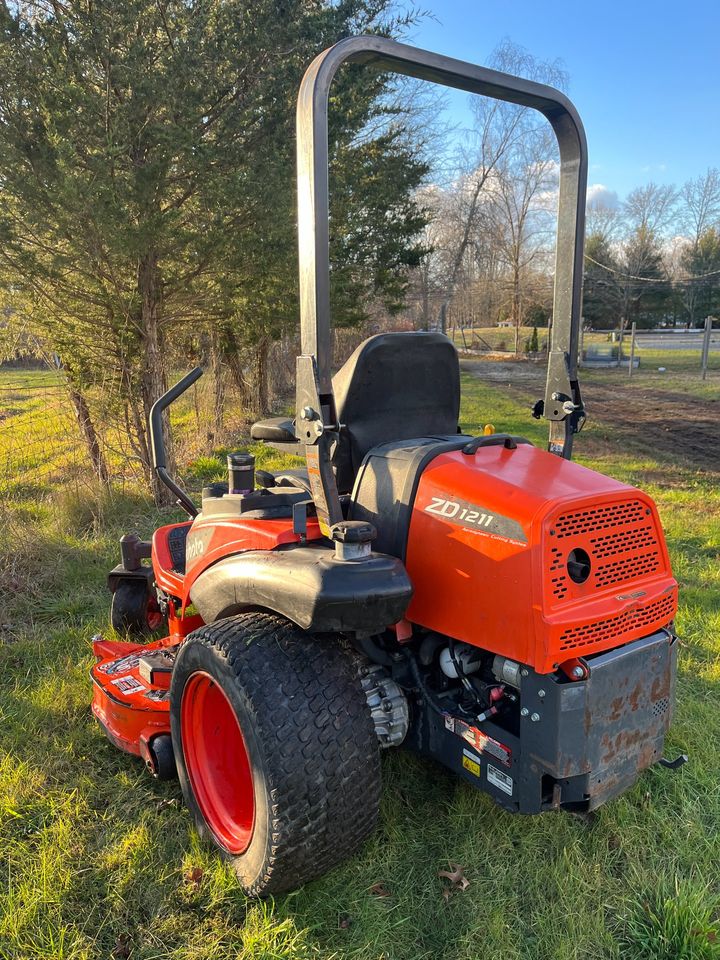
[91,36,685,896]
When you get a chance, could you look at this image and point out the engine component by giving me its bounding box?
[492,655,523,688]
[360,663,409,748]
[439,642,483,679]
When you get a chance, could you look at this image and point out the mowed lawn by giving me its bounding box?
[0,367,719,960]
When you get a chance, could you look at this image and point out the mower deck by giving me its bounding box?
[91,609,202,774]
[91,636,176,764]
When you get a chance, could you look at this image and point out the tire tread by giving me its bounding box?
[172,612,380,896]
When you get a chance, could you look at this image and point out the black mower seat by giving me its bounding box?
[332,332,460,493]
[250,416,295,443]
[250,332,460,495]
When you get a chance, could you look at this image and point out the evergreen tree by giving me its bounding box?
[680,228,720,325]
[0,0,428,500]
[620,226,673,329]
[583,233,622,329]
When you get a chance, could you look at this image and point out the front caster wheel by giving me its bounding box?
[147,734,176,781]
[110,579,163,636]
[170,612,381,897]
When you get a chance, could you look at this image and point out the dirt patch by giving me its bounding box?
[461,359,720,475]
[460,357,546,385]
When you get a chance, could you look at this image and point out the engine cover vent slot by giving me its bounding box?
[558,593,676,651]
[553,500,648,537]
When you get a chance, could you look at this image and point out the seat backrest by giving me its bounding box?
[331,332,461,493]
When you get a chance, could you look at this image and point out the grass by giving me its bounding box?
[0,367,719,959]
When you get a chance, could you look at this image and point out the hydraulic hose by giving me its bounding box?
[402,648,450,719]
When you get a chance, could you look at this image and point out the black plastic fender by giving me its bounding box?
[189,543,413,633]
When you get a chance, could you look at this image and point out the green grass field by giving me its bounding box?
[0,364,719,960]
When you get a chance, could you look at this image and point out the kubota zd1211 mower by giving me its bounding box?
[91,36,686,896]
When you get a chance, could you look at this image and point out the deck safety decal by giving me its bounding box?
[111,675,147,696]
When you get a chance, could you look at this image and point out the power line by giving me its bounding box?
[584,254,720,284]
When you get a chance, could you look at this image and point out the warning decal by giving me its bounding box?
[447,716,512,766]
[487,763,514,796]
[110,675,147,696]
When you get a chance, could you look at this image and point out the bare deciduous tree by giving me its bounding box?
[680,168,720,242]
[428,41,567,337]
[623,183,678,235]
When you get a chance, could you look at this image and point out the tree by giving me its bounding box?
[585,200,622,246]
[583,233,622,329]
[680,168,720,242]
[619,226,673,329]
[623,182,678,235]
[680,228,720,326]
[427,40,567,337]
[0,0,428,501]
[617,183,676,331]
[486,137,558,353]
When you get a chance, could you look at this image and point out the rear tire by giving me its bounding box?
[110,580,163,636]
[170,612,381,897]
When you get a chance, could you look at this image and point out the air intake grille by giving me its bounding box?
[558,593,676,651]
[594,551,660,587]
[589,526,656,558]
[548,498,663,600]
[553,500,648,537]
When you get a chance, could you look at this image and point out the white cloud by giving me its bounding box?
[586,183,620,210]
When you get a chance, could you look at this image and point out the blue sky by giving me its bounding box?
[408,0,719,203]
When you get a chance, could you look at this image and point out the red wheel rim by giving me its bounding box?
[180,672,255,854]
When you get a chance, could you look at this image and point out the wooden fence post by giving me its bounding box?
[701,316,712,380]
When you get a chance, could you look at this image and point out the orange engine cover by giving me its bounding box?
[405,443,677,674]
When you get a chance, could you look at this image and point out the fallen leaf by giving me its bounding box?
[111,933,131,959]
[369,882,391,898]
[438,863,470,892]
[183,866,204,889]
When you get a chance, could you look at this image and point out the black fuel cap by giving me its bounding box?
[330,520,376,544]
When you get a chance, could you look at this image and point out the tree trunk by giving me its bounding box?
[438,301,448,335]
[436,175,488,334]
[221,328,253,409]
[251,337,270,418]
[210,328,224,440]
[512,266,522,355]
[64,372,110,485]
[137,251,173,507]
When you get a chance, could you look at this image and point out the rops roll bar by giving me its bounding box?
[294,35,588,532]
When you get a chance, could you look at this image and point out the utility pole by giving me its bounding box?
[628,322,636,378]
